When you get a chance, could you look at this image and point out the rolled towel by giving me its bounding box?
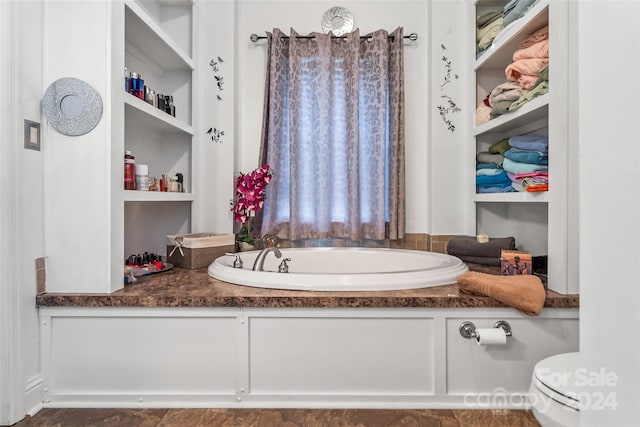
[456,255,502,267]
[447,235,515,258]
[457,271,546,316]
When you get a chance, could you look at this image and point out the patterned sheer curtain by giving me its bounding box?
[258,27,405,241]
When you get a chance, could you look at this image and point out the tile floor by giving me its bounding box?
[8,408,541,427]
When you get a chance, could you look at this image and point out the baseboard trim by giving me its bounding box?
[24,375,44,417]
[42,392,532,410]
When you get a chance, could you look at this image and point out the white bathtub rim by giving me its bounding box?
[208,247,469,292]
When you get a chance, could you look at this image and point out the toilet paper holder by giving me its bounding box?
[459,320,512,339]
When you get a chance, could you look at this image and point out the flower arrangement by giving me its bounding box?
[231,164,273,245]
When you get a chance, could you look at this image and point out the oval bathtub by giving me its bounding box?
[207,247,468,291]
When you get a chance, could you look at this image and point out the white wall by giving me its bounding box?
[428,0,469,235]
[0,1,46,424]
[43,0,112,293]
[578,1,640,425]
[196,0,237,234]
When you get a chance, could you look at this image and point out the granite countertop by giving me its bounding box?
[36,266,579,309]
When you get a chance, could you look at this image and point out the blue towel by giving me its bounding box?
[477,168,504,176]
[508,134,548,153]
[503,0,540,26]
[504,149,548,165]
[503,158,549,174]
[476,171,511,185]
[476,162,502,170]
[478,185,516,193]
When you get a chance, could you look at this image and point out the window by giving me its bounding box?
[258,28,405,241]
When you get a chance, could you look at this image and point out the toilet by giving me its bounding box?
[528,352,580,427]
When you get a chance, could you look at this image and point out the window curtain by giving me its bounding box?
[257,27,405,241]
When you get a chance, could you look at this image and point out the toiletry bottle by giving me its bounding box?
[125,67,131,93]
[156,93,166,111]
[164,95,175,117]
[144,86,155,105]
[136,74,145,100]
[176,173,184,192]
[130,72,144,100]
[161,174,169,192]
[124,151,136,190]
[130,72,138,97]
[135,164,149,191]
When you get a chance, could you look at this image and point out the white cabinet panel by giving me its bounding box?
[248,317,435,395]
[446,317,578,394]
[50,316,237,393]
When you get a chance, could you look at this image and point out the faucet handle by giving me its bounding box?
[224,253,243,268]
[278,258,291,273]
[262,234,280,248]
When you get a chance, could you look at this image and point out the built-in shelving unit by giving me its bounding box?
[111,0,196,290]
[470,0,574,293]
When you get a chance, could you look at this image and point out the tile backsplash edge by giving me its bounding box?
[269,234,458,253]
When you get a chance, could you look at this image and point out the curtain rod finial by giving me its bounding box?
[250,33,260,43]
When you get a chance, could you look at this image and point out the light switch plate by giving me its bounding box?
[24,119,40,151]
[35,257,46,294]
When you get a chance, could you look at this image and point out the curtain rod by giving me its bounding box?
[249,33,418,43]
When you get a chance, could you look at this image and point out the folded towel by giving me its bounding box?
[508,134,548,153]
[456,255,502,267]
[488,138,511,155]
[477,18,504,51]
[457,271,546,316]
[503,0,540,27]
[477,9,503,28]
[513,39,549,61]
[477,185,516,193]
[476,171,510,185]
[476,104,492,125]
[490,100,516,117]
[488,82,524,105]
[504,148,548,165]
[503,158,549,174]
[476,162,502,170]
[516,74,540,90]
[505,58,549,82]
[519,25,549,49]
[477,168,505,176]
[447,235,515,258]
[476,151,505,165]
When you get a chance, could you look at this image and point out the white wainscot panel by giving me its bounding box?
[446,317,579,395]
[49,315,237,394]
[248,316,434,395]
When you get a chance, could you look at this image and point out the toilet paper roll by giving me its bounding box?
[475,328,507,346]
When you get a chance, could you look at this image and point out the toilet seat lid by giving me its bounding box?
[533,352,581,409]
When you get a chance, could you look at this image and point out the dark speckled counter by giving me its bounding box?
[35,266,579,309]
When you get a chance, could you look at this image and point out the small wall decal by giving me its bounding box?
[206,127,225,143]
[437,44,461,133]
[210,57,225,92]
[208,56,226,142]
